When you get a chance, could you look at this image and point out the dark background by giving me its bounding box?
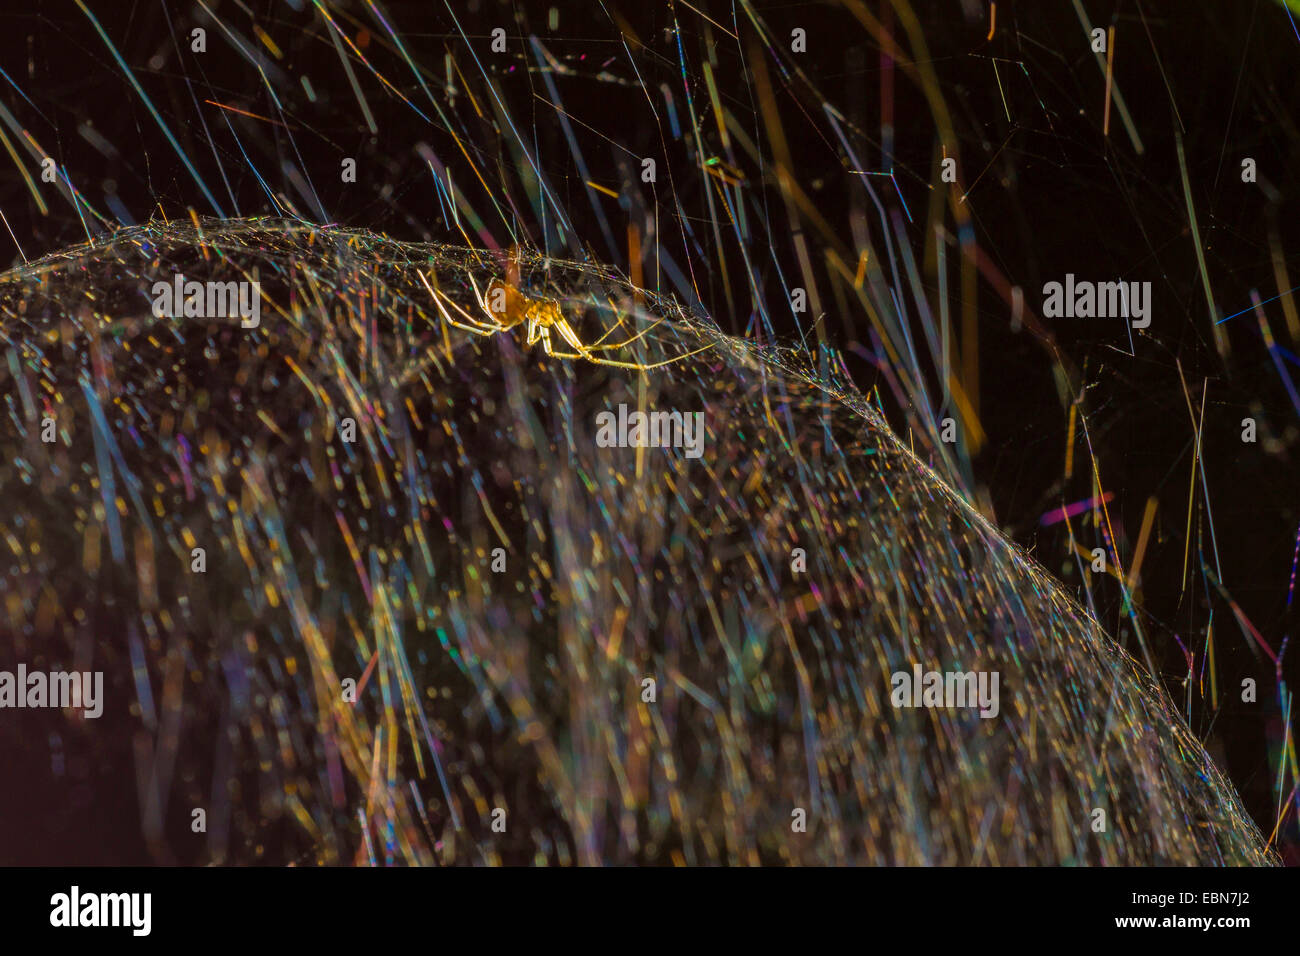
[0,0,1297,861]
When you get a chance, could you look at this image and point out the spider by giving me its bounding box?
[417,269,712,371]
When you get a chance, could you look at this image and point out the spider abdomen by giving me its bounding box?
[484,279,534,330]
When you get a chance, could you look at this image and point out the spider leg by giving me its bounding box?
[582,316,668,352]
[435,291,501,336]
[574,342,716,370]
[549,312,713,370]
[440,294,504,334]
[551,315,594,356]
[538,325,556,354]
[562,296,649,350]
[584,298,633,348]
[554,297,671,353]
[466,272,493,320]
[418,270,501,335]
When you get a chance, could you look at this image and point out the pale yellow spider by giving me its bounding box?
[417,270,712,371]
